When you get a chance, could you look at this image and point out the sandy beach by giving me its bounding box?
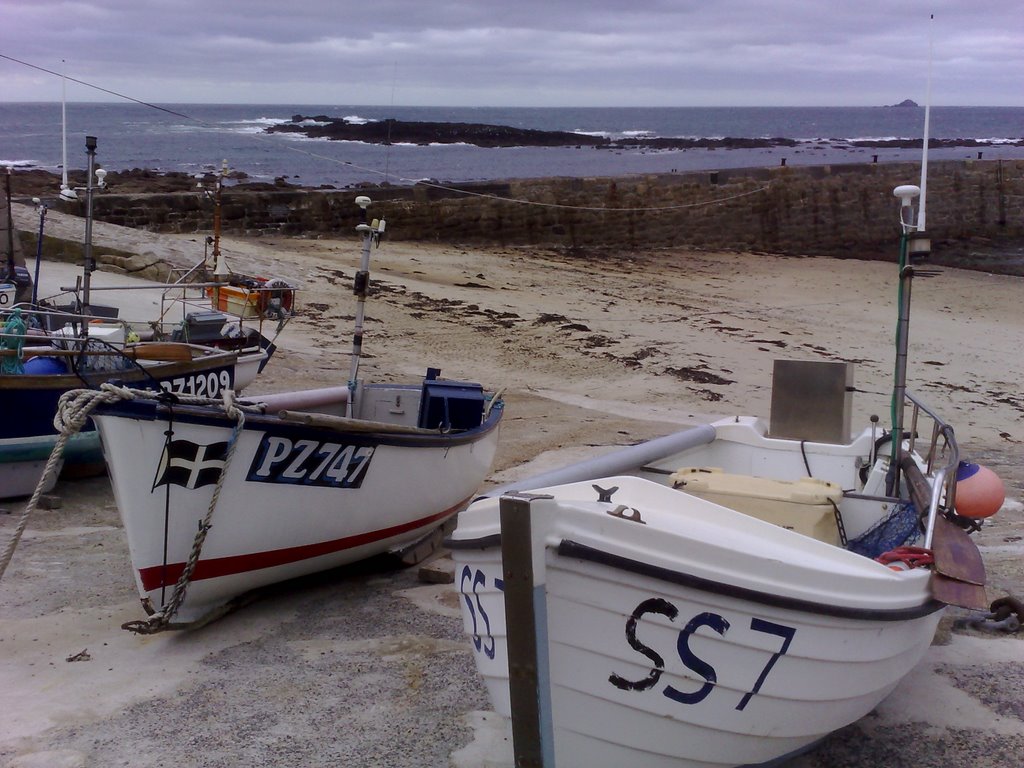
[2,205,1022,767]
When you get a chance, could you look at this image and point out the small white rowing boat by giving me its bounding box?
[449,179,1001,767]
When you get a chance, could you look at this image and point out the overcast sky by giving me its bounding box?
[1,1,1021,107]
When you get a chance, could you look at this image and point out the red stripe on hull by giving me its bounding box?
[139,501,465,591]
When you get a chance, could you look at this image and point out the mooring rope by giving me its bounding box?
[122,389,249,634]
[0,382,259,633]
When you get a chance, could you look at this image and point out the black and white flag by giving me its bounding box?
[152,439,229,490]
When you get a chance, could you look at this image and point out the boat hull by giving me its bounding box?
[451,478,944,768]
[0,348,239,497]
[0,433,64,497]
[93,397,502,623]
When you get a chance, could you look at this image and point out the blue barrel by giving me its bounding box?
[23,356,69,375]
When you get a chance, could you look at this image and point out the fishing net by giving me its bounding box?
[846,501,921,558]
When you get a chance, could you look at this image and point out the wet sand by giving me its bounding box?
[1,206,1022,767]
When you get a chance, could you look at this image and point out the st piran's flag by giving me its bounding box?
[152,439,230,490]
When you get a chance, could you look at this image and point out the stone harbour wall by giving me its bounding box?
[76,159,1024,264]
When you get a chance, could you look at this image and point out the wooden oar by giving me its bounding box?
[277,409,439,435]
[124,342,198,362]
[932,572,988,611]
[900,457,987,585]
[899,456,988,609]
[1,343,196,363]
[931,513,987,585]
[930,509,988,610]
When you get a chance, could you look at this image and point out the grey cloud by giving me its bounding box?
[1,0,1020,105]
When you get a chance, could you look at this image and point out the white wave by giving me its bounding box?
[239,117,289,127]
[574,128,656,140]
[847,136,911,142]
[0,159,41,168]
[342,114,378,125]
[278,133,344,143]
[165,117,297,135]
[387,141,473,148]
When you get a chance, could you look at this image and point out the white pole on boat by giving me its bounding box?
[499,492,557,768]
[346,196,385,417]
[889,16,936,496]
[918,14,935,232]
[210,160,230,316]
[59,61,78,202]
[480,424,717,499]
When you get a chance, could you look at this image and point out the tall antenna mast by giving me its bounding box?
[887,16,936,495]
[918,14,934,231]
[59,60,78,201]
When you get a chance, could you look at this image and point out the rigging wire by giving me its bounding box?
[2,52,771,213]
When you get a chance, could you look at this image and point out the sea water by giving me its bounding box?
[2,103,1023,189]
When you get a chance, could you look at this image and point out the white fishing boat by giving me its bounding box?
[449,173,1004,765]
[69,196,504,631]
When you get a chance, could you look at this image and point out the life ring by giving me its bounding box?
[257,278,296,319]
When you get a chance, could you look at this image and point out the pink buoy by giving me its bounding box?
[954,461,1005,519]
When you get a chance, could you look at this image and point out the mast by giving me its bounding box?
[212,159,229,278]
[81,136,107,310]
[31,197,47,304]
[59,60,78,202]
[4,168,15,282]
[346,196,386,418]
[888,16,935,495]
[918,13,934,231]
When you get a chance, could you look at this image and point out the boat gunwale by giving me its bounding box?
[556,539,944,623]
[0,349,241,391]
[449,534,943,622]
[91,394,505,449]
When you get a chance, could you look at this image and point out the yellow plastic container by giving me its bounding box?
[669,467,842,544]
[208,286,260,318]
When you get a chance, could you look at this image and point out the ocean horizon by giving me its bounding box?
[3,102,1023,189]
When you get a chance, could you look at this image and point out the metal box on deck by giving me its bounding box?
[417,375,485,431]
[172,311,229,344]
[769,360,853,444]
